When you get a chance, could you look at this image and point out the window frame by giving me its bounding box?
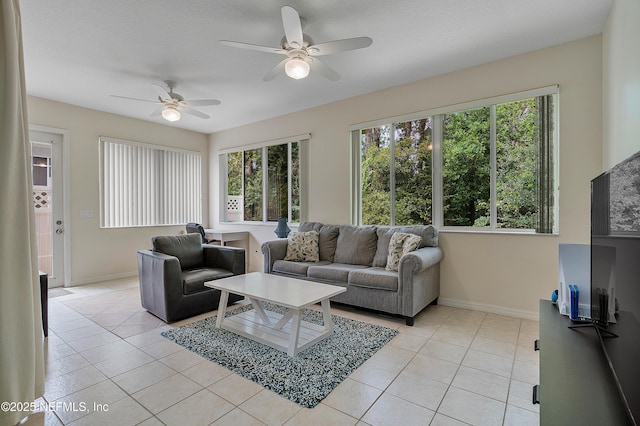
[351,86,559,234]
[32,154,52,187]
[219,133,309,224]
[99,136,203,228]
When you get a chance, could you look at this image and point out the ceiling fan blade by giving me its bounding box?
[183,99,221,107]
[310,37,373,56]
[152,84,172,100]
[263,58,289,81]
[219,40,285,55]
[181,106,210,119]
[309,57,341,81]
[150,107,164,117]
[110,94,160,104]
[281,6,303,48]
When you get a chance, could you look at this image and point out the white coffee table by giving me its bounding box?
[205,272,346,356]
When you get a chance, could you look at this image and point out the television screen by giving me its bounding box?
[591,150,640,425]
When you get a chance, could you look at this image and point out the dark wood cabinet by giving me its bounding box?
[538,300,629,425]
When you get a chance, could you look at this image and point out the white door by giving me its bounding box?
[30,130,65,287]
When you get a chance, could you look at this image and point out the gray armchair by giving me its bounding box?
[137,233,245,322]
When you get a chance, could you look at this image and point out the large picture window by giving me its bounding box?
[99,137,202,228]
[353,87,558,233]
[360,120,433,226]
[221,135,306,223]
[442,107,491,227]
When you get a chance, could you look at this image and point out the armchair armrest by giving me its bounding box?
[261,239,289,273]
[203,245,245,275]
[137,249,184,321]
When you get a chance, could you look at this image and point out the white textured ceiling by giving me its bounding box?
[20,0,612,134]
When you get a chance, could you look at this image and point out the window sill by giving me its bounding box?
[219,221,300,228]
[438,227,558,236]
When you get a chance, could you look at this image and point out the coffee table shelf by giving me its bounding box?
[222,309,333,355]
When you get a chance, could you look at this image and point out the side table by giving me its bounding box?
[204,229,250,270]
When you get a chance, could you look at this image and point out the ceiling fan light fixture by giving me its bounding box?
[285,57,310,79]
[161,106,181,122]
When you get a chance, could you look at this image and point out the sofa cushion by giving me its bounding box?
[284,231,320,262]
[386,232,422,271]
[273,260,330,277]
[182,267,233,295]
[373,228,395,267]
[373,225,438,267]
[153,234,203,270]
[307,263,369,283]
[318,225,339,262]
[348,268,399,292]
[333,225,378,266]
[298,221,323,232]
[398,225,438,248]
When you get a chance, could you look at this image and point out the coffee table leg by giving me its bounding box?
[287,309,302,356]
[216,291,230,328]
[321,299,333,332]
[274,309,294,329]
[248,298,271,326]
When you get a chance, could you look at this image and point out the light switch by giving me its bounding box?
[80,210,94,218]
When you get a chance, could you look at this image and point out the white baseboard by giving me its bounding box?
[438,297,539,321]
[64,274,541,321]
[68,271,138,287]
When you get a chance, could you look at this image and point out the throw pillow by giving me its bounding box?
[283,231,320,262]
[385,232,422,271]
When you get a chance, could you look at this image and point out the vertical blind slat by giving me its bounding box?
[100,138,201,227]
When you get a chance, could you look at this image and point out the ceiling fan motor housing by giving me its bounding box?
[280,34,313,50]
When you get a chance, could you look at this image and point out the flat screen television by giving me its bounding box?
[590,150,640,425]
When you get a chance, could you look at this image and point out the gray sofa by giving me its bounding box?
[137,234,245,322]
[261,222,443,325]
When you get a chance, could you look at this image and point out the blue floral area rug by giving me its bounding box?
[161,304,398,408]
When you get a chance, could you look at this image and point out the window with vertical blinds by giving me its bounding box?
[99,137,202,228]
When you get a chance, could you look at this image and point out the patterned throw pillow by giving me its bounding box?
[385,232,422,271]
[283,231,320,262]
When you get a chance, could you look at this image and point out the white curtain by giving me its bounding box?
[0,1,45,425]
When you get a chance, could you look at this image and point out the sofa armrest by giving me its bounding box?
[397,246,444,319]
[261,239,289,273]
[203,245,246,275]
[399,246,443,273]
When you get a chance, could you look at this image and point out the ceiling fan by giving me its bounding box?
[220,5,373,81]
[111,81,221,122]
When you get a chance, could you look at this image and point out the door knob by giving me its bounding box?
[56,229,63,234]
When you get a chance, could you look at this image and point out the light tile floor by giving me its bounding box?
[22,277,540,425]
